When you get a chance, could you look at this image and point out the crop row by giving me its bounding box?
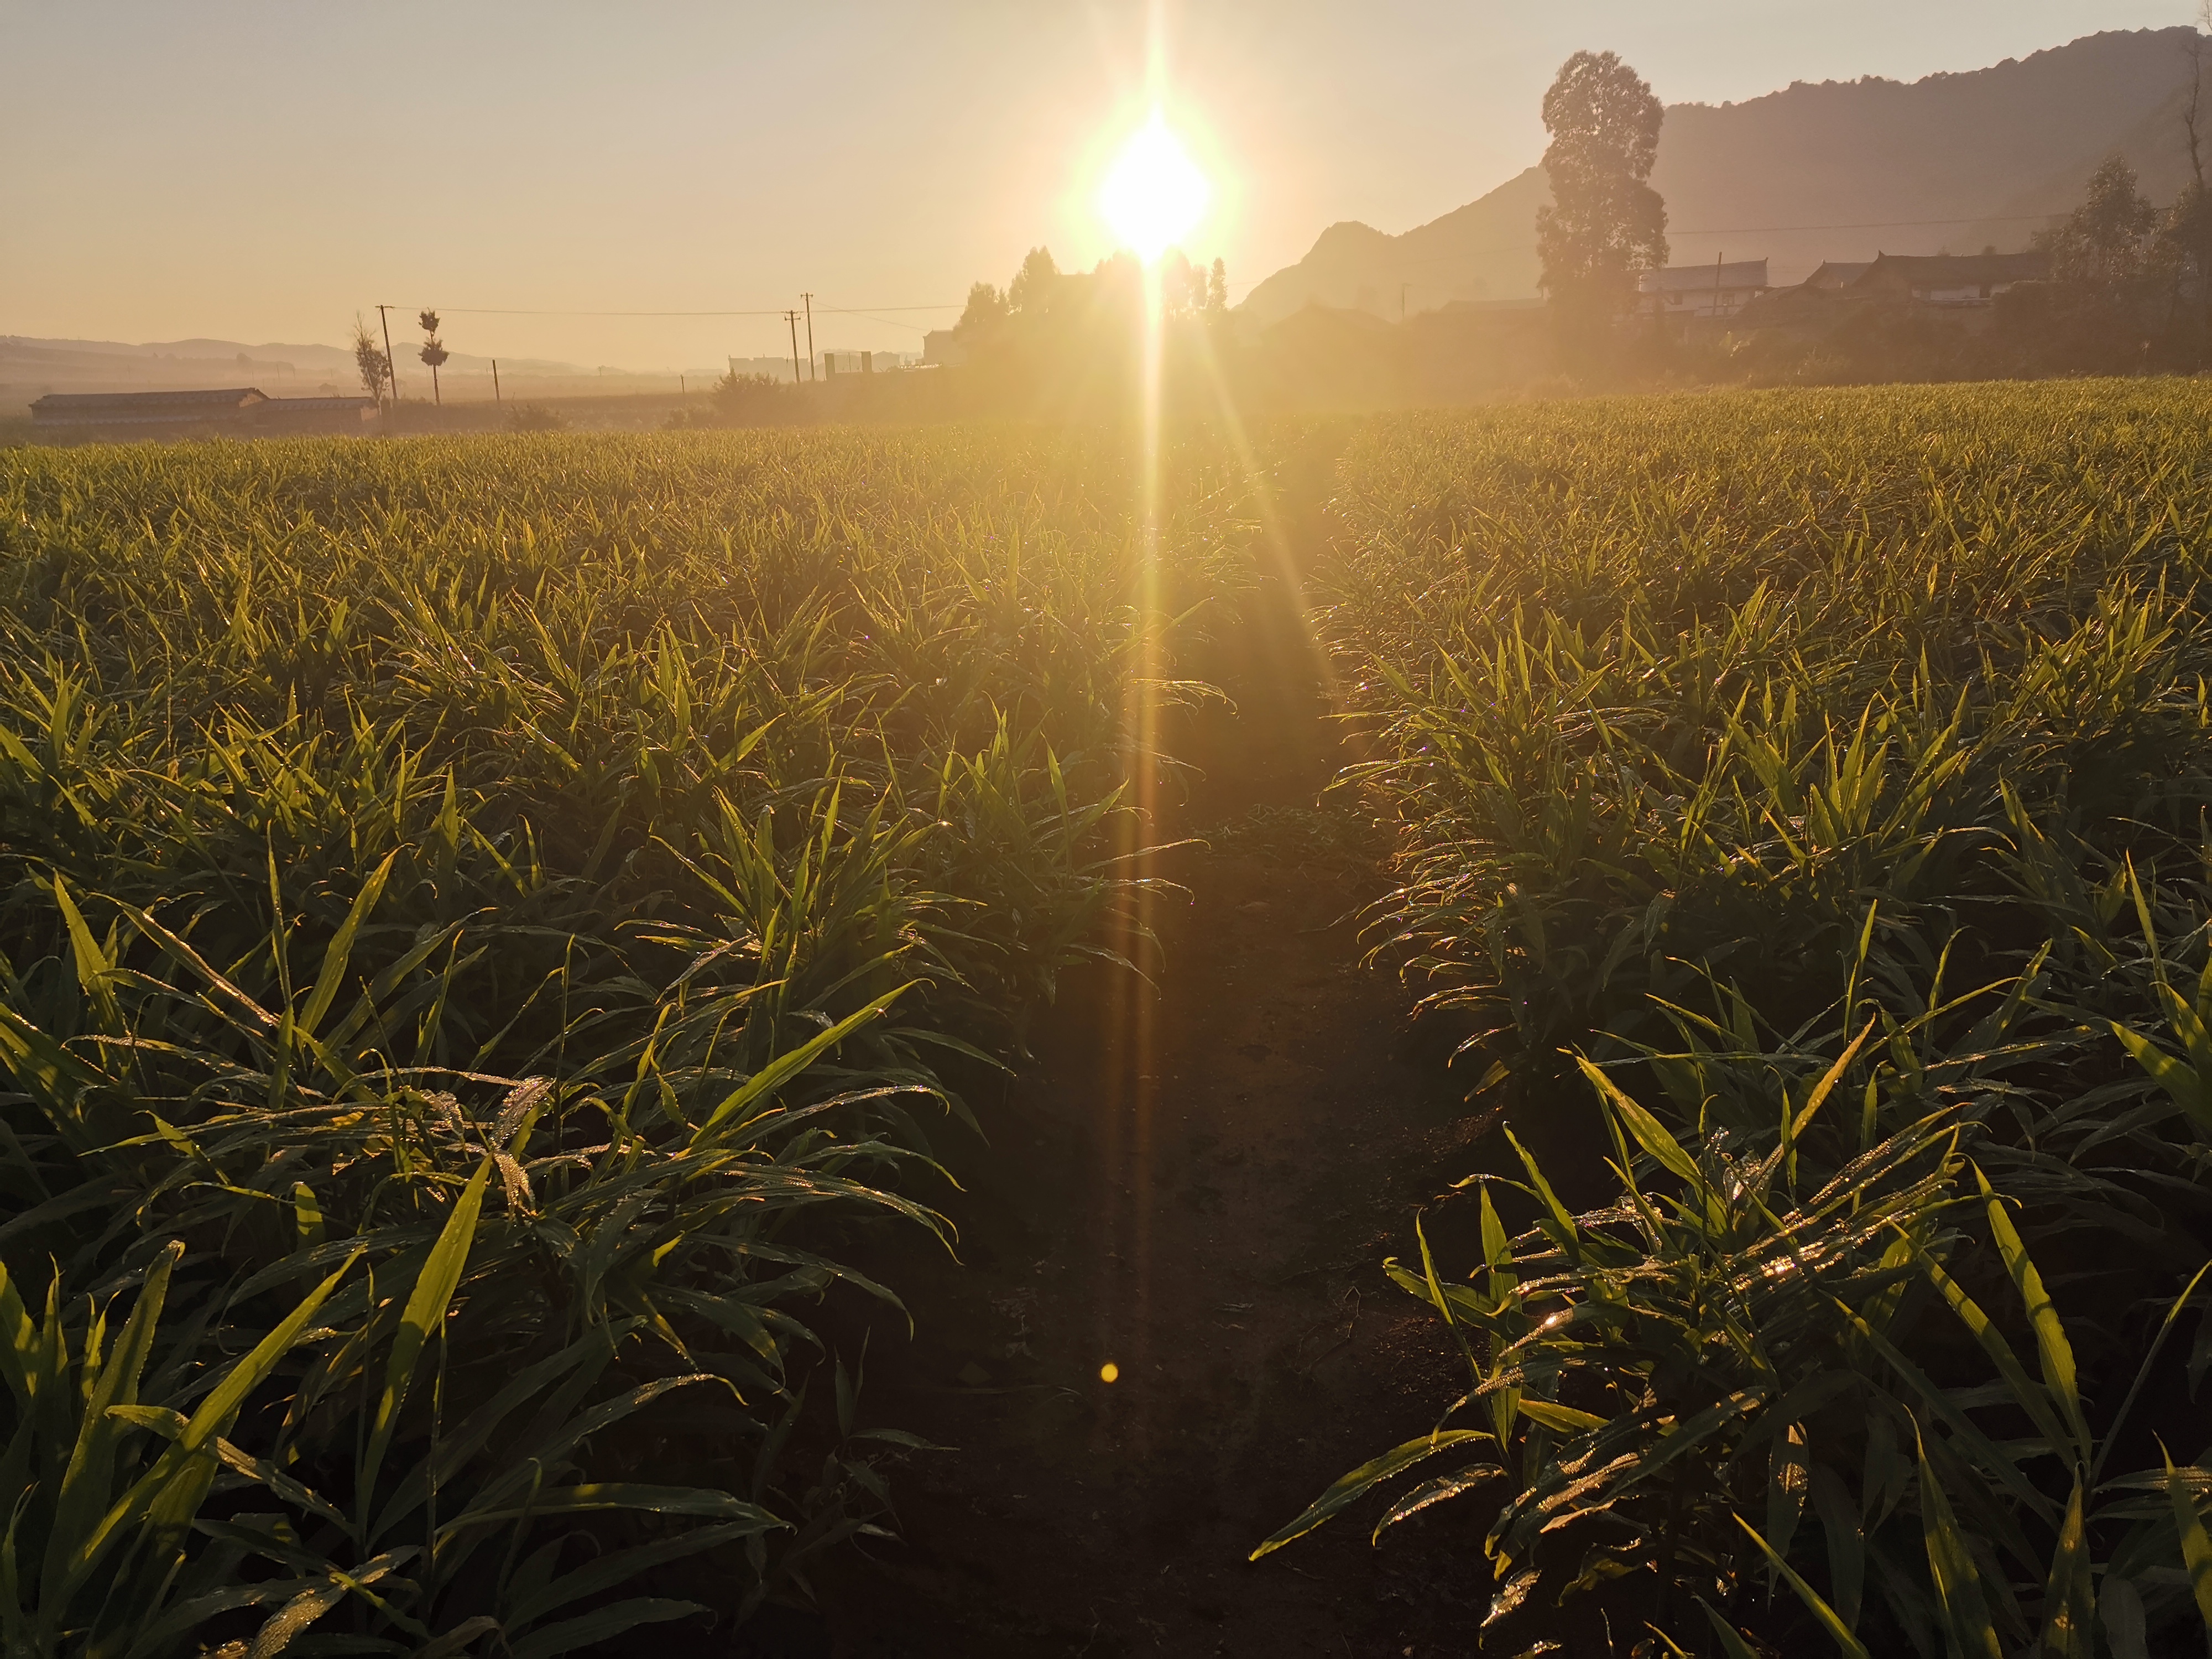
[1274,382,2212,1655]
[0,427,1259,1656]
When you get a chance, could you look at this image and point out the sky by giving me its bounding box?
[0,1,2194,372]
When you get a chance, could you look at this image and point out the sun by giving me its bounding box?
[1098,111,1209,264]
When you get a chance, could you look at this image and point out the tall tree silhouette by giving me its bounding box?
[956,282,1008,337]
[418,310,451,405]
[2159,13,2212,361]
[1534,51,1668,345]
[1007,247,1062,316]
[2041,157,2156,291]
[349,314,392,407]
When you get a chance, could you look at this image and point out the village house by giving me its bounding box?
[1802,260,1873,291]
[1636,258,1770,320]
[1850,250,2048,306]
[1736,247,2054,335]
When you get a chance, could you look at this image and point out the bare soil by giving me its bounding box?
[781,545,1541,1657]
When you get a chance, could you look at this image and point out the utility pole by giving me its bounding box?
[375,304,403,402]
[1400,281,1409,322]
[1713,250,1724,319]
[785,310,803,384]
[801,291,816,380]
[492,359,502,403]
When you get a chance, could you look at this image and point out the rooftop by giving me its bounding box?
[1803,261,1874,289]
[1638,259,1770,294]
[1859,250,2048,284]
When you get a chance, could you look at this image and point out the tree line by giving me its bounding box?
[953,245,1229,338]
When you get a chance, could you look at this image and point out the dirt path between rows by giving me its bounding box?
[788,533,1524,1656]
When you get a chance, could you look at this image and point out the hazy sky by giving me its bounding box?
[0,1,2192,370]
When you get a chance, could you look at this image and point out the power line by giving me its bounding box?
[1672,210,2068,236]
[837,309,940,333]
[433,302,962,317]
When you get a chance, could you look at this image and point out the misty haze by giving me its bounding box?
[4,5,2212,1656]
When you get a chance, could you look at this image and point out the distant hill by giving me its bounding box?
[1243,28,2205,325]
[0,336,900,414]
[1,336,369,397]
[0,336,648,412]
[4,336,594,379]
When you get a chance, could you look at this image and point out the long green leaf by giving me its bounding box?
[1503,1127,1582,1260]
[0,1259,37,1411]
[2108,1022,2212,1134]
[359,1160,491,1522]
[66,1253,355,1606]
[502,1524,750,1630]
[41,1242,180,1611]
[2168,1445,2212,1639]
[2039,1478,2094,1659]
[695,989,909,1138]
[1250,1431,1491,1560]
[1578,1056,1702,1186]
[1914,1426,2004,1659]
[297,852,395,1040]
[1697,1599,1762,1659]
[244,1578,349,1659]
[507,1599,708,1659]
[1974,1166,2088,1462]
[452,1484,782,1528]
[1790,1018,1878,1142]
[1517,1398,1609,1436]
[1912,1238,2074,1463]
[1371,1464,1504,1543]
[1733,1515,1872,1659]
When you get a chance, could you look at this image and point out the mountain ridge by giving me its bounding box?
[1243,27,2204,326]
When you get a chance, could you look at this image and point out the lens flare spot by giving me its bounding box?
[1098,112,1209,264]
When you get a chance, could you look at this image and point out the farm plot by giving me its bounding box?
[1269,382,2212,1654]
[11,385,2212,1659]
[0,426,1259,1655]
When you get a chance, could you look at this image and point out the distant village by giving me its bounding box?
[1634,249,2047,323]
[2,237,2106,443]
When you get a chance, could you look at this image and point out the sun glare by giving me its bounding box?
[1098,112,1209,264]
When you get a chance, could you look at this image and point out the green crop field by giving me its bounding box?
[1272,381,2212,1654]
[0,427,1261,1655]
[3,383,2211,1655]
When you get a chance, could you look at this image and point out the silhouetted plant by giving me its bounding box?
[418,309,450,405]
